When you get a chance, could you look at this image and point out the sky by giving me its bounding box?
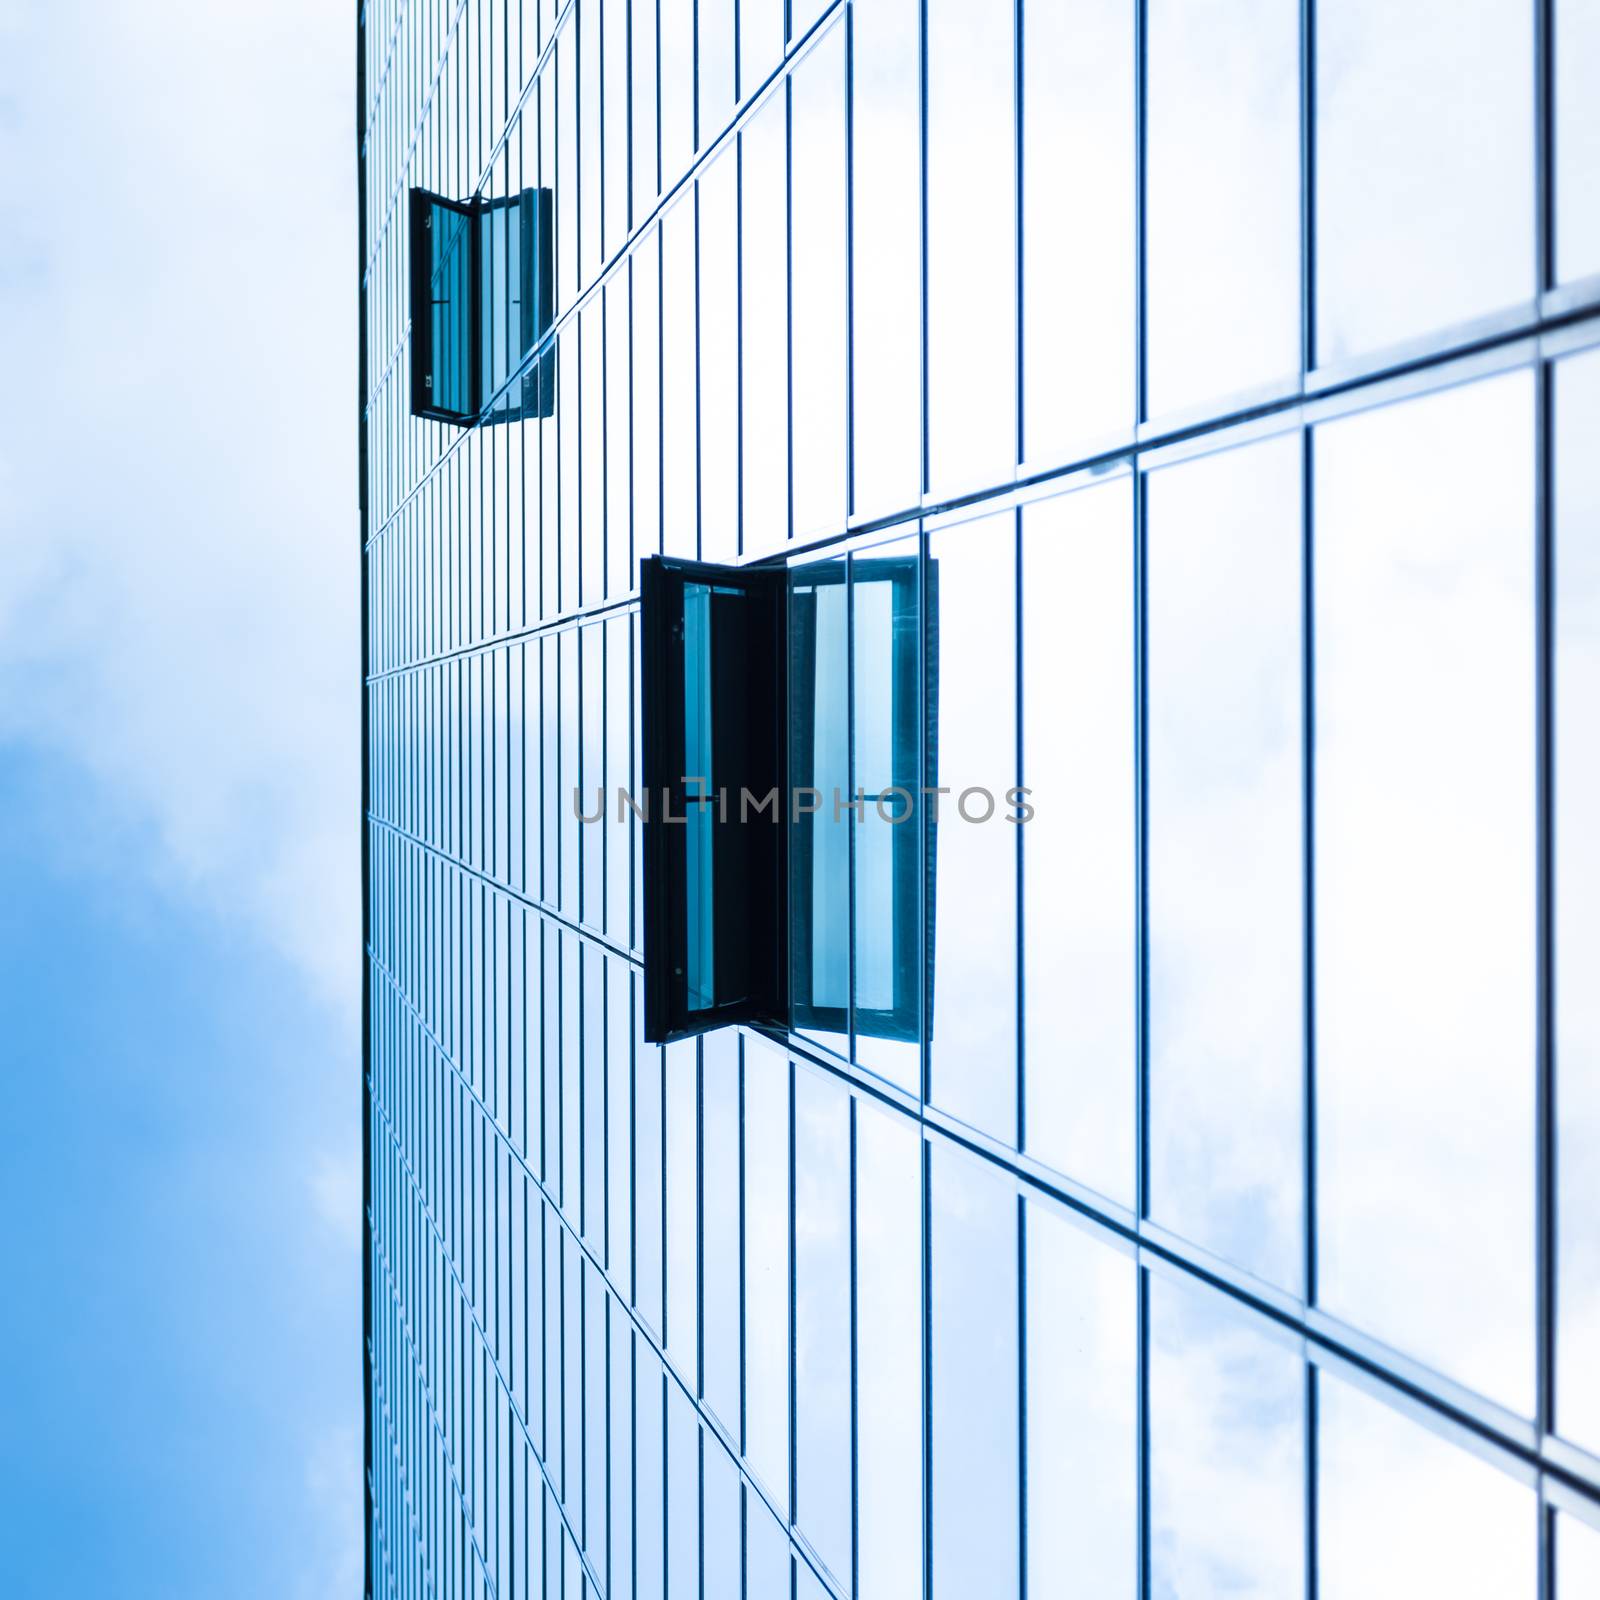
[0,1,360,1594]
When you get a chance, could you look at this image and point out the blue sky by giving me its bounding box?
[0,2,359,1593]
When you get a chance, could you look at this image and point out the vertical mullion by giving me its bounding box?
[1535,351,1557,1600]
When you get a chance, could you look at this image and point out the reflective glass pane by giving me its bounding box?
[1147,432,1303,1290]
[926,0,1015,493]
[699,151,739,563]
[632,232,662,578]
[1024,1204,1136,1600]
[661,196,697,559]
[1315,371,1536,1410]
[929,511,1018,1144]
[742,1036,791,1507]
[793,1066,852,1585]
[664,1037,698,1379]
[740,91,790,558]
[631,0,660,215]
[703,1439,741,1600]
[1148,1272,1305,1600]
[1317,0,1534,363]
[855,1102,923,1600]
[852,537,921,1091]
[1146,0,1299,415]
[1022,480,1136,1205]
[1559,1513,1600,1599]
[747,1496,792,1600]
[666,1385,701,1600]
[1557,0,1600,284]
[790,24,847,540]
[1319,1372,1537,1599]
[699,0,735,141]
[1022,0,1135,459]
[636,1355,665,1600]
[789,556,851,1056]
[741,0,785,99]
[930,1145,1019,1598]
[1557,347,1600,1450]
[634,995,664,1335]
[659,0,694,185]
[851,0,922,518]
[702,1030,741,1433]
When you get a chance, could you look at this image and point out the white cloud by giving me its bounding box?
[0,0,359,1019]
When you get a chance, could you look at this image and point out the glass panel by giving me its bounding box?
[703,1439,742,1600]
[930,1144,1019,1598]
[1021,480,1136,1206]
[1315,371,1536,1411]
[926,0,1015,493]
[855,1101,923,1600]
[631,0,660,216]
[1022,0,1135,459]
[741,90,790,558]
[1148,1272,1305,1600]
[928,511,1018,1145]
[1024,1204,1137,1600]
[636,1354,665,1600]
[1146,0,1299,415]
[420,195,476,417]
[789,555,851,1055]
[790,24,848,540]
[1317,0,1534,363]
[793,1065,852,1586]
[661,196,698,559]
[659,0,695,186]
[699,150,740,563]
[664,1037,699,1380]
[851,0,922,518]
[699,0,735,142]
[602,0,629,254]
[610,1301,635,1598]
[741,0,785,99]
[604,282,631,597]
[635,986,664,1335]
[666,1385,701,1600]
[1557,348,1600,1450]
[851,537,921,1089]
[1559,1513,1600,1599]
[1557,0,1600,284]
[1319,1372,1537,1599]
[742,1035,791,1508]
[746,1496,792,1599]
[1147,432,1303,1290]
[684,584,716,1010]
[632,232,662,579]
[702,1030,741,1434]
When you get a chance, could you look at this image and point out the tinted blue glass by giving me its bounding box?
[1147,432,1303,1290]
[1557,348,1600,1451]
[928,511,1018,1144]
[635,999,665,1336]
[855,1102,923,1600]
[702,1030,741,1434]
[609,1307,634,1594]
[1024,1204,1137,1600]
[742,1035,791,1508]
[851,0,922,518]
[1558,0,1600,284]
[683,585,715,1006]
[793,1065,852,1586]
[1317,0,1534,363]
[1319,1372,1537,1599]
[926,0,1015,493]
[698,150,740,563]
[1021,480,1136,1205]
[1315,371,1536,1411]
[1148,1272,1305,1600]
[852,535,921,1090]
[790,24,847,540]
[789,557,850,1055]
[1146,0,1299,415]
[740,90,789,558]
[1022,0,1135,459]
[931,1146,1019,1597]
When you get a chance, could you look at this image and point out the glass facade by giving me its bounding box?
[359,2,1600,1597]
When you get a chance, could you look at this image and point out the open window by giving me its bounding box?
[408,185,554,426]
[641,551,932,1047]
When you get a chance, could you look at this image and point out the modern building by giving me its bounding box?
[359,2,1600,1596]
